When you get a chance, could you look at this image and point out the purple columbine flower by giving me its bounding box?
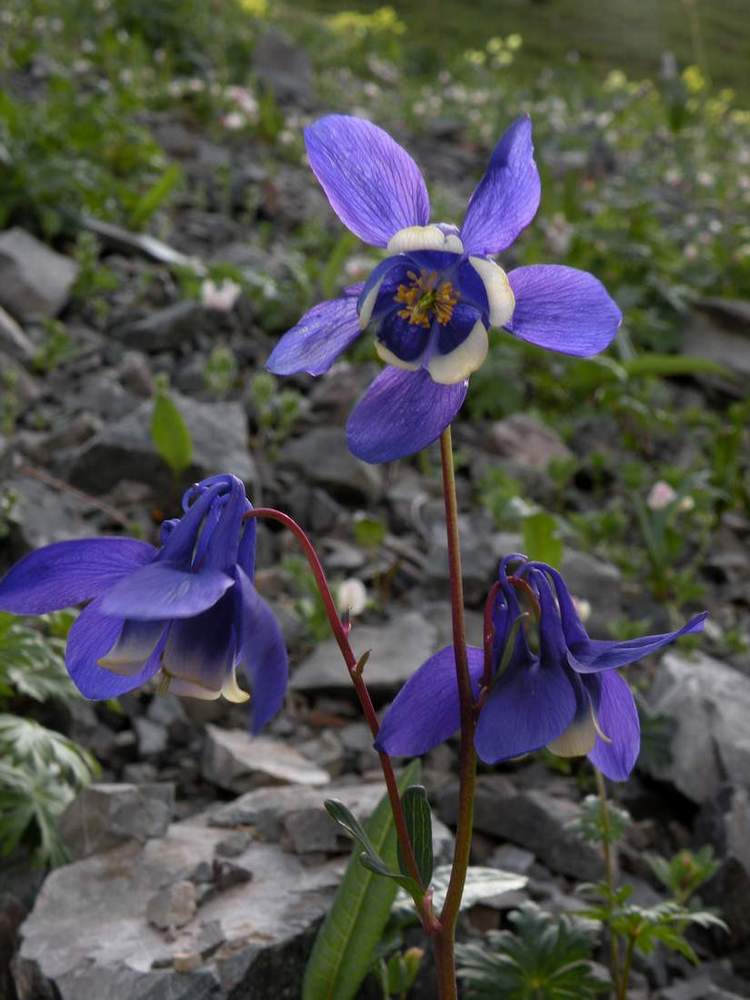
[375,556,706,780]
[0,474,287,732]
[267,114,622,464]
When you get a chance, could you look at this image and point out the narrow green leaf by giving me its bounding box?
[522,511,563,566]
[304,760,420,1000]
[151,388,193,476]
[129,164,182,229]
[398,785,433,889]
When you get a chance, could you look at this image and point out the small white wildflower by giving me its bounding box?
[200,279,242,313]
[337,578,368,617]
[647,481,677,511]
[572,596,592,623]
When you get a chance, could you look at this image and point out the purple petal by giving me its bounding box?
[235,567,288,733]
[0,538,156,615]
[347,367,468,464]
[570,612,707,673]
[305,115,430,247]
[587,670,640,781]
[159,480,227,567]
[460,116,541,256]
[161,590,235,693]
[507,265,622,357]
[66,596,165,699]
[100,563,234,620]
[266,297,363,376]
[475,658,577,764]
[375,645,484,756]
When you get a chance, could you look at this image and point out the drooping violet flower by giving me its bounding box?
[0,474,287,732]
[375,555,706,780]
[267,114,622,464]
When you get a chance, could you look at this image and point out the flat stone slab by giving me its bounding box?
[201,727,331,793]
[291,611,438,693]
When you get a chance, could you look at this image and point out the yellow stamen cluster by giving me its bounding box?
[394,269,459,328]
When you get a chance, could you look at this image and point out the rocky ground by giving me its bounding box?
[1,24,750,1000]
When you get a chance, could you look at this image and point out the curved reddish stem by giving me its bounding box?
[242,507,438,932]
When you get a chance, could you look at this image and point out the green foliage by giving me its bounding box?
[0,614,99,865]
[250,372,303,454]
[281,555,330,642]
[204,345,239,398]
[353,515,387,549]
[580,884,726,966]
[456,903,609,999]
[303,760,420,1000]
[522,512,564,567]
[374,946,423,1000]
[397,785,433,890]
[0,612,76,703]
[569,794,631,846]
[645,846,720,906]
[151,376,193,477]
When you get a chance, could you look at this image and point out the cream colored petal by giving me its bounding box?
[375,339,423,371]
[221,665,250,704]
[469,256,515,328]
[547,708,598,757]
[162,673,222,700]
[427,320,488,384]
[358,276,385,329]
[387,224,464,255]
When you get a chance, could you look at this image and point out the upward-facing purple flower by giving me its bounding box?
[0,474,287,732]
[267,114,622,464]
[376,556,706,780]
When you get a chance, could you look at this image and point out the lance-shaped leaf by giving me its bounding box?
[151,380,193,476]
[397,784,433,889]
[304,760,420,1000]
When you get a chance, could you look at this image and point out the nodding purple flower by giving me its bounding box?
[375,556,706,780]
[0,474,287,732]
[267,114,622,464]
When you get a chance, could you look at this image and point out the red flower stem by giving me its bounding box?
[434,427,478,1000]
[242,507,437,932]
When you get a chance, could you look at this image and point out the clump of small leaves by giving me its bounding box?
[250,372,303,454]
[456,903,609,1000]
[644,846,720,907]
[576,774,727,1000]
[0,613,99,865]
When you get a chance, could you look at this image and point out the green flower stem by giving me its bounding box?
[242,507,437,933]
[434,426,478,999]
[595,766,621,990]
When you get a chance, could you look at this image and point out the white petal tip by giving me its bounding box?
[427,321,488,384]
[469,256,515,328]
[387,224,464,255]
[375,339,423,371]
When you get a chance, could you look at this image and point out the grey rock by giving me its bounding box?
[201,726,330,793]
[59,783,175,859]
[252,29,314,105]
[4,473,96,551]
[68,392,256,494]
[489,413,572,470]
[683,299,750,377]
[488,844,536,875]
[109,301,203,352]
[657,973,748,1000]
[0,304,34,361]
[438,776,603,881]
[0,228,78,321]
[133,717,168,758]
[644,652,750,803]
[424,513,500,605]
[560,548,622,635]
[118,350,155,397]
[146,880,197,930]
[291,611,438,693]
[279,427,382,505]
[214,832,251,858]
[15,807,345,1000]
